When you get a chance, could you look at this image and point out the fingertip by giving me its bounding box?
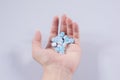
[62,14,67,17]
[52,16,59,27]
[61,14,67,23]
[32,30,42,49]
[35,29,40,33]
[53,16,59,21]
[74,22,78,27]
[66,17,72,25]
[73,22,78,29]
[73,22,79,31]
[62,14,67,19]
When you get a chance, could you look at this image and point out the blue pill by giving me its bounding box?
[59,50,64,54]
[63,35,68,39]
[55,45,64,53]
[58,32,65,37]
[55,37,63,43]
[55,47,60,52]
[64,38,71,44]
[69,38,74,43]
[62,43,67,47]
[60,46,65,50]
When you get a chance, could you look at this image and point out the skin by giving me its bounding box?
[32,15,81,80]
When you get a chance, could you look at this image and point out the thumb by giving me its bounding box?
[32,30,42,54]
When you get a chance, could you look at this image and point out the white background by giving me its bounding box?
[0,0,120,80]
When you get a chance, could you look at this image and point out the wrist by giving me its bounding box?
[42,65,73,80]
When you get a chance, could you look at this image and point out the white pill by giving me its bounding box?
[57,44,61,47]
[51,42,57,47]
[63,35,68,39]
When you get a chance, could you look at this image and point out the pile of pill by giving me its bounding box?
[51,32,74,54]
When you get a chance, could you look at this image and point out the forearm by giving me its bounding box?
[42,65,73,80]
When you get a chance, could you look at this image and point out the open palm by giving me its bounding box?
[32,15,81,74]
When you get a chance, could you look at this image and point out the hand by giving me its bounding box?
[32,15,81,80]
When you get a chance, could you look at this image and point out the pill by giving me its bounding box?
[51,42,57,47]
[58,32,65,37]
[51,32,75,54]
[69,38,74,44]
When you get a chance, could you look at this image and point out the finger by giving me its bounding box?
[73,22,80,39]
[73,22,80,45]
[60,14,67,33]
[46,16,59,48]
[66,17,73,37]
[32,30,42,56]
